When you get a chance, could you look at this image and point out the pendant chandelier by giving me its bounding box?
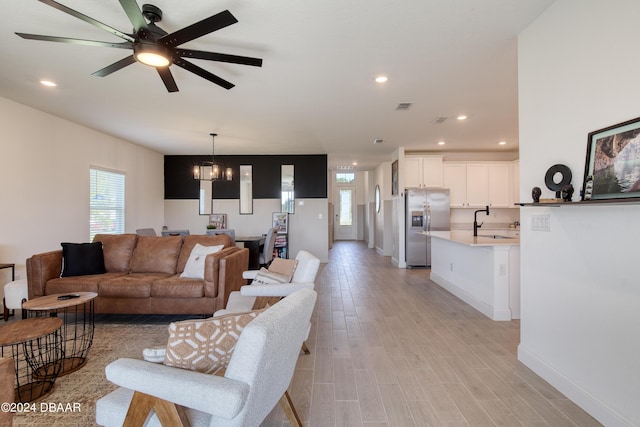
[193,133,232,181]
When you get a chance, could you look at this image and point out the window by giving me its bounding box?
[90,167,125,241]
[336,172,355,183]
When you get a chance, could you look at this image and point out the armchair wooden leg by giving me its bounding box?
[279,391,302,427]
[301,341,310,355]
[124,391,190,427]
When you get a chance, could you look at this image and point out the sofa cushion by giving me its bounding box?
[99,273,172,298]
[180,244,225,279]
[164,308,265,374]
[151,276,204,298]
[176,234,232,273]
[93,234,138,273]
[46,272,127,295]
[129,236,182,274]
[60,242,106,277]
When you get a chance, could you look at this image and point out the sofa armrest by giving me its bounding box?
[240,282,315,297]
[217,248,249,307]
[26,250,63,298]
[105,358,249,419]
[202,247,240,298]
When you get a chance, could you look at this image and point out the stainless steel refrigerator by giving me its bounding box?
[405,187,450,267]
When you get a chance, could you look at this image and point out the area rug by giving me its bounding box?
[12,322,169,427]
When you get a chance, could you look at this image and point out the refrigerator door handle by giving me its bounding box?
[424,203,431,232]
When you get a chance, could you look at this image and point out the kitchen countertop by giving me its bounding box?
[426,230,520,247]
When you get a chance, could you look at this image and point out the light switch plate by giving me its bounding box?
[531,214,551,232]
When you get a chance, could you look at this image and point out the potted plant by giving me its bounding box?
[206,224,217,230]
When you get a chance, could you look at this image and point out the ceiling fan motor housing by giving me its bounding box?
[142,4,162,23]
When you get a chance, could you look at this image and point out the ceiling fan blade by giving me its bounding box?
[38,0,134,42]
[118,0,148,32]
[157,68,179,92]
[160,10,238,48]
[92,55,136,77]
[175,48,262,67]
[15,33,132,49]
[173,58,234,90]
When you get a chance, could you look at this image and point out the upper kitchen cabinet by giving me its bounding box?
[443,162,512,208]
[404,155,443,188]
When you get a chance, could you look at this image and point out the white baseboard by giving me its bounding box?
[430,272,495,320]
[518,345,633,427]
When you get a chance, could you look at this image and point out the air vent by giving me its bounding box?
[435,116,448,123]
[372,139,384,144]
[337,165,355,170]
[396,102,412,111]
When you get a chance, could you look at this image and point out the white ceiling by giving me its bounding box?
[0,0,554,170]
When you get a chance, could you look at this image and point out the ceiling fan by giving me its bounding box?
[16,0,263,92]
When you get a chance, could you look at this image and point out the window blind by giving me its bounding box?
[89,168,125,241]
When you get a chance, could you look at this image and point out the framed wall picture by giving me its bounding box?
[582,116,640,201]
[272,212,288,234]
[209,213,227,229]
[391,160,399,196]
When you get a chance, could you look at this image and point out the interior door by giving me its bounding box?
[334,187,357,240]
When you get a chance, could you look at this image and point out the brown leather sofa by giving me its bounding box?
[26,234,249,316]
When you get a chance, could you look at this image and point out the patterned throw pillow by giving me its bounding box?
[164,309,264,374]
[252,267,292,285]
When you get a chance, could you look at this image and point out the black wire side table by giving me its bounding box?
[0,317,63,402]
[23,292,97,376]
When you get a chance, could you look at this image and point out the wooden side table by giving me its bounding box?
[0,317,63,402]
[23,292,97,376]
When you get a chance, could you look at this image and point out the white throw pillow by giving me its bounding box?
[180,243,224,279]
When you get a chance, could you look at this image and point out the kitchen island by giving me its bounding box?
[428,230,520,321]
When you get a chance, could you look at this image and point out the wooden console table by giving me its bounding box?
[236,236,266,270]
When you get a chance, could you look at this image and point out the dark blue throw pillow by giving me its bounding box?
[61,242,106,277]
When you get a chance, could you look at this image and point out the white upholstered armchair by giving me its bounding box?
[96,289,317,427]
[219,250,321,317]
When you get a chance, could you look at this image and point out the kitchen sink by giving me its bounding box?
[478,234,517,239]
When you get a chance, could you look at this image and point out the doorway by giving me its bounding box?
[334,187,356,240]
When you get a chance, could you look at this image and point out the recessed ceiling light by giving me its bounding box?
[40,80,57,87]
[457,115,467,120]
[499,141,507,145]
[352,162,358,166]
[375,75,388,83]
[438,141,446,145]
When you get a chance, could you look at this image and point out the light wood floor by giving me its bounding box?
[263,240,601,427]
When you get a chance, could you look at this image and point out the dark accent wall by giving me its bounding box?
[165,154,328,199]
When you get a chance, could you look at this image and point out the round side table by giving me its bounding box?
[23,292,97,376]
[0,317,63,402]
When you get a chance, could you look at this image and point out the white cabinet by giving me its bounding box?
[487,163,510,207]
[443,162,512,208]
[443,163,468,207]
[404,156,443,188]
[466,164,490,206]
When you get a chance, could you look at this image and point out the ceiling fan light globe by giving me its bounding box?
[135,51,170,67]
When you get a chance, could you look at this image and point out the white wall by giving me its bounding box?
[0,96,164,283]
[164,198,329,263]
[518,1,640,426]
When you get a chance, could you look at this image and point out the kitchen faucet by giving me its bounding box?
[473,206,490,236]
